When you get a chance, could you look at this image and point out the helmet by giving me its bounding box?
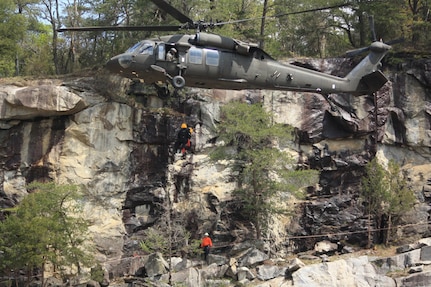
[204,232,209,236]
[181,123,187,129]
[170,48,177,53]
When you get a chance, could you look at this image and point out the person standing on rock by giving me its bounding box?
[200,232,213,262]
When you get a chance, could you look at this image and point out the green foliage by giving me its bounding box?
[0,0,27,76]
[139,221,196,258]
[0,182,93,280]
[0,0,429,76]
[360,158,415,244]
[212,102,291,152]
[211,102,319,238]
[20,24,55,76]
[139,227,167,254]
[361,158,415,218]
[0,0,430,75]
[90,264,105,283]
[386,160,416,216]
[361,158,389,213]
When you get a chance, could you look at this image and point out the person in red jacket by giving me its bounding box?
[200,232,213,262]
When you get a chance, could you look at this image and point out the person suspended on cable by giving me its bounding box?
[175,123,193,156]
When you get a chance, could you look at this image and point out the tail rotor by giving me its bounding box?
[344,14,404,58]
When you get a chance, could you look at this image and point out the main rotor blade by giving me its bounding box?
[386,37,405,46]
[149,0,194,25]
[213,2,352,28]
[368,15,377,42]
[57,2,354,33]
[273,2,351,18]
[345,46,370,57]
[57,25,183,32]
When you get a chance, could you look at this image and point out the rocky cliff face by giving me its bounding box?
[0,57,430,280]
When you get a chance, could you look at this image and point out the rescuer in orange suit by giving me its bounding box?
[200,232,213,262]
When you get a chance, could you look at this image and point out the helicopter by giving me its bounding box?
[58,0,392,96]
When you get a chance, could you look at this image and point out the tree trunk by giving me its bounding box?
[385,214,391,245]
[259,0,268,49]
[41,262,45,287]
[367,210,372,249]
[168,195,172,285]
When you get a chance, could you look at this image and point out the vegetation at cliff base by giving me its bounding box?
[360,158,415,247]
[0,182,93,286]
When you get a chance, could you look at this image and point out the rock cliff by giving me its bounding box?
[0,56,430,285]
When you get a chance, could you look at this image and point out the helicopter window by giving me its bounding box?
[189,48,203,64]
[205,49,219,66]
[158,44,165,60]
[126,42,142,53]
[139,43,153,55]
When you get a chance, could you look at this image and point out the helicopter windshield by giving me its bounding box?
[125,41,154,55]
[126,42,141,53]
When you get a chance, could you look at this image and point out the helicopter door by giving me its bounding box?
[155,43,178,75]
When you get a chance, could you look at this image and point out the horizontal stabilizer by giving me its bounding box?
[359,70,388,93]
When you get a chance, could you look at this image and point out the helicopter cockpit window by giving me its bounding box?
[126,42,142,53]
[139,43,153,55]
[205,49,219,66]
[189,48,203,64]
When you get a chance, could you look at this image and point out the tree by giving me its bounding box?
[385,159,416,244]
[360,158,415,247]
[406,0,431,50]
[211,102,318,239]
[0,0,27,76]
[20,23,55,75]
[0,182,93,286]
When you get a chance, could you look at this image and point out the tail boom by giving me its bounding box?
[344,41,391,94]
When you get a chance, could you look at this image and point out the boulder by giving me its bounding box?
[0,84,88,120]
[237,248,270,267]
[225,257,238,278]
[207,253,228,266]
[199,263,227,280]
[372,249,421,272]
[160,267,200,287]
[256,264,284,281]
[421,245,431,261]
[395,271,431,287]
[172,258,194,272]
[292,256,395,287]
[314,240,338,255]
[144,252,169,277]
[237,266,255,281]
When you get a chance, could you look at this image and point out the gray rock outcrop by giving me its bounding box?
[1,56,431,285]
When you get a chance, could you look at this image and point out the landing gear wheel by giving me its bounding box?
[172,75,185,89]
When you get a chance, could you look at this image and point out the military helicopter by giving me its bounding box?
[58,0,392,96]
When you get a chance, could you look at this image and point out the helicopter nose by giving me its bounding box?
[106,54,133,72]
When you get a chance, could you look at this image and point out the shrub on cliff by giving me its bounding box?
[211,101,319,240]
